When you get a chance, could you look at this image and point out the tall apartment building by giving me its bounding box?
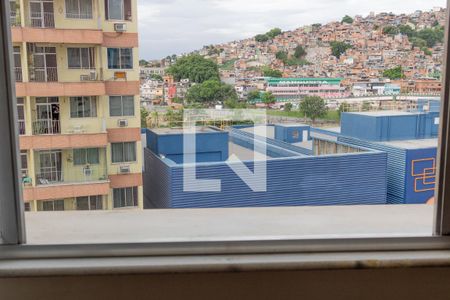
[9,0,143,211]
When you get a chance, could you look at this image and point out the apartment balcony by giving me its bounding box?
[18,120,26,135]
[34,148,108,186]
[28,67,58,82]
[35,164,108,187]
[32,120,60,135]
[27,12,55,29]
[16,67,106,97]
[10,12,20,27]
[15,67,22,82]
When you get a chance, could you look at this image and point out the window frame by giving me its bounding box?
[2,0,450,265]
[67,47,95,70]
[64,0,93,20]
[109,95,135,117]
[69,96,97,118]
[107,47,133,70]
[111,142,136,163]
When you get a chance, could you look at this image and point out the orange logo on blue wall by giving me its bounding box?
[412,158,436,193]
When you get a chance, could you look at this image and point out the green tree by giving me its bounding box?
[300,96,327,124]
[266,28,282,39]
[398,25,415,37]
[139,59,148,66]
[261,92,276,107]
[141,107,149,128]
[284,102,293,112]
[294,45,307,58]
[247,90,261,102]
[411,37,427,49]
[150,74,163,81]
[330,41,352,59]
[341,15,354,24]
[362,101,371,111]
[166,54,219,83]
[262,66,283,78]
[276,51,289,62]
[423,48,432,56]
[185,79,238,106]
[255,34,269,42]
[382,26,399,35]
[416,27,444,48]
[338,102,351,118]
[383,66,405,80]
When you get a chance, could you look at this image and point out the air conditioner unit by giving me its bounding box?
[114,23,127,32]
[83,167,93,177]
[80,75,90,81]
[118,119,128,127]
[119,165,130,174]
[89,70,97,81]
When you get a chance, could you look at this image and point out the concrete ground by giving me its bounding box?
[25,205,433,245]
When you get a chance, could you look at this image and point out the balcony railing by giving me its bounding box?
[32,120,60,135]
[36,170,63,185]
[29,11,55,28]
[10,12,20,26]
[18,120,26,135]
[35,165,108,186]
[29,67,58,82]
[15,67,22,82]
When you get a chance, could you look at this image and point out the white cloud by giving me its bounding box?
[137,0,446,59]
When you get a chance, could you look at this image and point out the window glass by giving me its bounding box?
[76,196,89,210]
[107,48,133,69]
[109,96,123,116]
[74,148,100,165]
[113,187,137,208]
[66,0,92,18]
[68,48,94,69]
[70,97,97,118]
[109,96,134,116]
[107,0,123,20]
[111,143,124,163]
[67,48,81,69]
[112,142,136,163]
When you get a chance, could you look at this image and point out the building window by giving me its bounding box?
[24,203,31,212]
[39,200,65,212]
[111,142,136,163]
[67,48,95,69]
[105,0,131,21]
[65,0,93,19]
[20,150,28,177]
[109,95,134,116]
[76,195,103,210]
[70,96,97,118]
[73,148,100,165]
[107,48,133,69]
[113,187,138,208]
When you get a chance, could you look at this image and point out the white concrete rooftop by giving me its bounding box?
[25,205,433,245]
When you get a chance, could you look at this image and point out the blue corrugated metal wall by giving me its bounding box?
[143,148,173,209]
[145,128,229,164]
[341,112,439,141]
[338,136,407,204]
[167,152,387,208]
[231,128,312,156]
[274,124,310,143]
[144,147,388,208]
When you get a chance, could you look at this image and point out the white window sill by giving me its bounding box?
[1,250,450,278]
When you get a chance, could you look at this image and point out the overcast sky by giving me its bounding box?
[138,0,446,59]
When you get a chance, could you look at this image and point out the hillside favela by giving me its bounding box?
[10,0,444,212]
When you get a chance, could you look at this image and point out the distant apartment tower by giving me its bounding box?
[266,78,350,102]
[10,0,143,211]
